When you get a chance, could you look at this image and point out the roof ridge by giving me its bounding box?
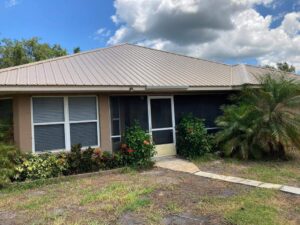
[0,43,128,73]
[243,63,299,77]
[125,43,232,67]
[240,64,251,84]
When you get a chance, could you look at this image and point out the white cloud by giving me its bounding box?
[109,0,300,72]
[5,0,19,8]
[96,28,111,37]
[92,28,111,41]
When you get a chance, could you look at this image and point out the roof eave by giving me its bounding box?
[0,85,249,94]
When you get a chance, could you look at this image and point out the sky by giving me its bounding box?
[0,0,300,72]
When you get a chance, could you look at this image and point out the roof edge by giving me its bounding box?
[0,43,128,73]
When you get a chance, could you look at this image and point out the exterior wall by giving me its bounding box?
[11,92,232,154]
[13,95,32,153]
[98,94,112,152]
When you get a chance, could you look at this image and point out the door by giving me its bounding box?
[148,96,176,157]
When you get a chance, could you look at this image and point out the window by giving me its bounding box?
[32,96,99,152]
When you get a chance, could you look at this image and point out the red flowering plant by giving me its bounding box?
[121,122,156,168]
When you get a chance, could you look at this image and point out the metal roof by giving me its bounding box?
[0,43,298,92]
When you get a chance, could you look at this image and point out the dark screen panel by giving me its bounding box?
[150,98,172,129]
[120,96,149,131]
[174,93,231,128]
[152,130,173,145]
[0,99,12,121]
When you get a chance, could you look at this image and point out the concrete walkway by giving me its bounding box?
[155,157,300,195]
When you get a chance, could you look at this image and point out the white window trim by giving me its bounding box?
[31,95,100,153]
[109,97,121,139]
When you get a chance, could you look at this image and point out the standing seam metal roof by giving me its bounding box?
[0,43,298,89]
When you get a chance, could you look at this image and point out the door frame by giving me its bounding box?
[147,96,176,146]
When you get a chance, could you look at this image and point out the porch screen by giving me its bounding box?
[110,96,148,151]
[32,96,99,152]
[0,99,13,142]
[174,93,231,131]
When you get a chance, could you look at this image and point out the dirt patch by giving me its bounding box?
[118,212,146,225]
[162,214,212,225]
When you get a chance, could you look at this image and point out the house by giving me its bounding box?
[0,43,291,157]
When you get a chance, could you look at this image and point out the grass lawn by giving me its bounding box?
[0,168,299,225]
[193,151,300,187]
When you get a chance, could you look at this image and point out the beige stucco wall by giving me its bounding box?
[98,94,112,152]
[13,95,32,153]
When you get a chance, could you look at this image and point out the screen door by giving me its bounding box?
[148,96,176,157]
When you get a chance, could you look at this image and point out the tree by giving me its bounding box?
[0,37,67,69]
[263,62,296,73]
[73,47,81,54]
[276,62,295,73]
[216,74,300,160]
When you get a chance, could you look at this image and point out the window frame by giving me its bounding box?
[31,95,100,153]
[147,96,176,145]
[109,96,121,152]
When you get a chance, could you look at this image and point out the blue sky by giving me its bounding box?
[0,0,115,52]
[0,0,300,71]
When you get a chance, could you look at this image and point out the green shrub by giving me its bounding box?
[0,119,13,144]
[176,115,212,159]
[0,144,19,187]
[65,144,124,174]
[14,153,68,181]
[99,151,123,169]
[121,123,156,168]
[65,144,98,174]
[216,74,300,160]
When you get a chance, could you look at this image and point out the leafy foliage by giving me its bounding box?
[73,47,81,54]
[122,123,156,168]
[0,119,13,144]
[264,62,295,73]
[3,123,157,184]
[65,144,95,174]
[277,62,295,73]
[14,153,68,181]
[216,74,300,159]
[0,37,67,69]
[0,144,19,187]
[176,115,213,159]
[65,144,123,174]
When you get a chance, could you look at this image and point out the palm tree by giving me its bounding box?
[216,73,300,159]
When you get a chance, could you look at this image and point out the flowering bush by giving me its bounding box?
[177,115,213,159]
[121,123,156,168]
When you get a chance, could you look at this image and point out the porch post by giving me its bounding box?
[98,94,112,152]
[13,95,32,153]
